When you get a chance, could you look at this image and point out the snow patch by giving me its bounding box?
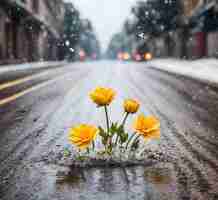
[147,59,218,86]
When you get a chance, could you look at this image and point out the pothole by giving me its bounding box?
[34,161,179,200]
[28,146,179,199]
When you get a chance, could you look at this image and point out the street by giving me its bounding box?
[0,61,218,200]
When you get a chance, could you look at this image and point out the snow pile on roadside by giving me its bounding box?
[147,58,218,86]
[0,61,67,74]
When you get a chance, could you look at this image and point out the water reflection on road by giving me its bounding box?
[37,162,178,200]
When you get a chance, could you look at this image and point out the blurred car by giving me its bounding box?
[144,52,153,61]
[122,52,131,61]
[132,52,142,61]
[117,52,131,61]
[79,50,86,61]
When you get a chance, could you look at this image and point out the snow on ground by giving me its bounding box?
[148,58,218,86]
[0,61,66,75]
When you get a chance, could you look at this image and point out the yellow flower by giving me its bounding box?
[89,87,116,106]
[133,114,160,140]
[68,124,98,149]
[124,99,140,114]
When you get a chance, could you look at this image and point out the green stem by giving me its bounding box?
[92,140,95,151]
[115,112,129,146]
[122,112,129,126]
[104,106,110,134]
[104,105,112,149]
[86,147,90,154]
[125,132,136,150]
[129,134,141,150]
[115,134,120,147]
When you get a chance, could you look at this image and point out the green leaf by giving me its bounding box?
[102,137,108,145]
[109,122,119,136]
[117,125,124,136]
[63,149,70,157]
[120,132,129,144]
[98,126,107,138]
[76,155,87,161]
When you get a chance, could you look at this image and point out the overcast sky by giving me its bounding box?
[66,0,136,51]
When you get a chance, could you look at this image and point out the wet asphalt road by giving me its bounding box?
[0,61,218,200]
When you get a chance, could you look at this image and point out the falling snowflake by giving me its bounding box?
[138,32,145,39]
[69,48,74,52]
[65,40,70,46]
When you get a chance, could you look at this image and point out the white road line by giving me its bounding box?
[0,72,76,106]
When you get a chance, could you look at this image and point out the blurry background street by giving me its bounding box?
[0,1,218,62]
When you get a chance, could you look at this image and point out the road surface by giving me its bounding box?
[0,61,218,200]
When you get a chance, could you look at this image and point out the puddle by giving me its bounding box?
[144,165,173,185]
[31,161,178,200]
[27,147,179,199]
[16,145,180,199]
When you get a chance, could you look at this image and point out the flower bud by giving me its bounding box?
[124,99,140,114]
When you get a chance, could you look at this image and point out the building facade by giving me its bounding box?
[0,0,65,64]
[180,0,218,59]
[161,0,218,59]
[182,0,203,17]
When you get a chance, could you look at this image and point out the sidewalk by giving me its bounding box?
[147,58,218,86]
[0,61,67,74]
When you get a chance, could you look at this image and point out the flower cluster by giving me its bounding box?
[68,87,160,155]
